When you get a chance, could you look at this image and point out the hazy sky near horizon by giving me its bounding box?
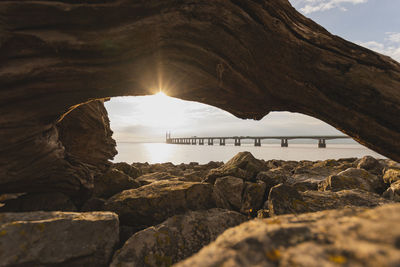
[105,0,400,142]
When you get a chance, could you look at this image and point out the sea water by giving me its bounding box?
[113,142,384,164]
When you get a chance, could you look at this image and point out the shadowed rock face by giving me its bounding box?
[0,0,399,197]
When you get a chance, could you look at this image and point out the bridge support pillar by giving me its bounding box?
[254,138,261,146]
[219,138,225,146]
[281,139,288,147]
[318,139,326,148]
[199,139,204,145]
[208,138,214,145]
[234,138,241,146]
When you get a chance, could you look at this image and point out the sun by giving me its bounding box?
[132,91,186,129]
[154,91,167,97]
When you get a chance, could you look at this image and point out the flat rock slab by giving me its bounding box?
[104,180,215,227]
[111,209,247,267]
[319,168,385,193]
[174,204,400,267]
[0,211,119,267]
[267,184,391,216]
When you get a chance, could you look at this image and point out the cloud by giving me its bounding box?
[359,32,400,63]
[385,32,400,43]
[291,0,368,14]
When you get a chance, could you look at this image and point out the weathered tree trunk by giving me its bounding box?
[0,0,399,196]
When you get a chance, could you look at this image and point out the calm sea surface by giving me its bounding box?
[113,142,385,164]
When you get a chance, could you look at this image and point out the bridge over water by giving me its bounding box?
[166,133,351,148]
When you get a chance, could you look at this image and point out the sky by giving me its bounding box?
[105,0,400,143]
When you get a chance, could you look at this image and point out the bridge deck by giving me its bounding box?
[169,136,350,140]
[166,135,351,148]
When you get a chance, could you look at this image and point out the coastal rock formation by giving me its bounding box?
[214,176,245,211]
[383,168,400,184]
[319,168,385,193]
[383,180,400,201]
[0,99,116,205]
[112,162,142,179]
[1,0,400,201]
[135,172,179,186]
[292,158,357,181]
[240,181,267,214]
[0,192,76,212]
[256,168,288,192]
[205,152,267,184]
[267,184,391,216]
[0,211,119,266]
[111,209,247,267]
[0,152,398,266]
[104,180,215,227]
[93,168,140,199]
[57,100,117,173]
[174,204,400,267]
[357,156,383,175]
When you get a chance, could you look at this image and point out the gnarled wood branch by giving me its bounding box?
[0,0,399,196]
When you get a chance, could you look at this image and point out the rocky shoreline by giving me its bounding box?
[1,152,399,266]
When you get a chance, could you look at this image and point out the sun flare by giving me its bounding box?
[131,91,187,130]
[154,91,167,97]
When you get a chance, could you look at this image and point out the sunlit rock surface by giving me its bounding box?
[383,169,400,184]
[0,211,119,266]
[205,152,268,184]
[111,209,247,267]
[0,152,399,266]
[104,180,215,227]
[174,204,400,267]
[319,168,386,193]
[383,180,400,201]
[0,0,400,202]
[267,184,391,216]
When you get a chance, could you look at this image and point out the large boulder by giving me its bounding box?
[357,156,383,175]
[266,184,308,216]
[174,204,400,267]
[292,159,355,181]
[104,180,215,227]
[93,168,140,199]
[319,168,386,193]
[1,0,400,212]
[240,181,267,215]
[382,180,400,201]
[383,168,400,184]
[0,211,119,266]
[256,168,288,193]
[0,192,77,212]
[113,162,142,179]
[111,209,247,267]
[267,184,390,216]
[213,176,244,211]
[204,152,267,184]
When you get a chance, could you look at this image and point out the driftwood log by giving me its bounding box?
[0,0,399,198]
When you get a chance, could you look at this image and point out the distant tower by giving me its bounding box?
[166,131,171,143]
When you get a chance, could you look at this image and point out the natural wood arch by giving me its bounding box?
[0,0,399,198]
